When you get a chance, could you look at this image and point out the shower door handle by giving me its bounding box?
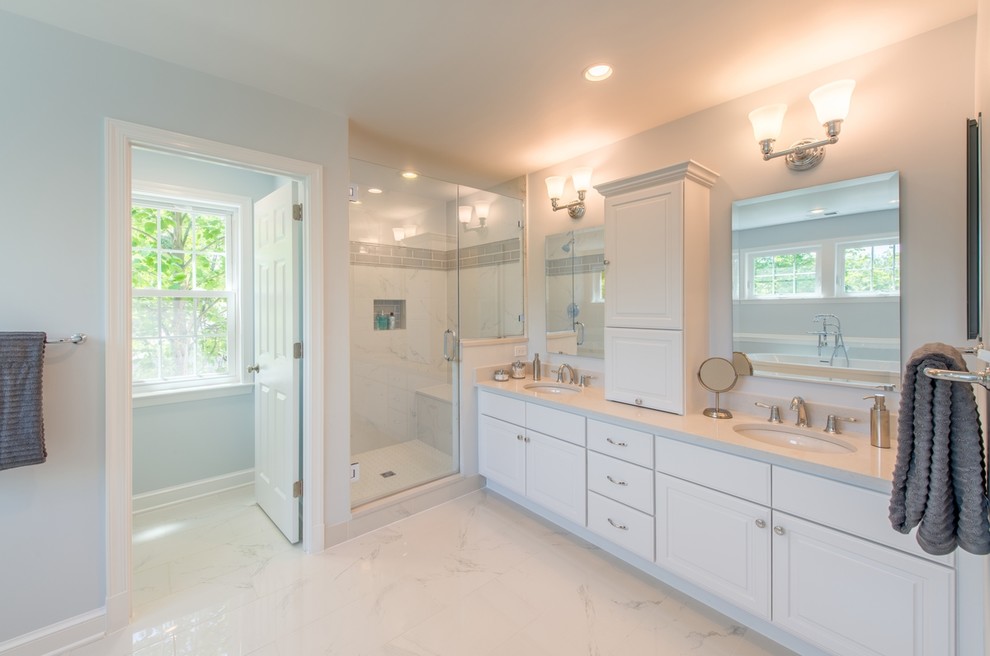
[442,329,457,362]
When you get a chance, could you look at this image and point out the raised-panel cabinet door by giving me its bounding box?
[655,473,771,619]
[772,512,954,656]
[525,430,587,527]
[478,415,526,497]
[604,180,683,330]
[605,327,683,413]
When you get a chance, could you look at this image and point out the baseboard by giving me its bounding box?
[0,609,105,656]
[132,469,254,514]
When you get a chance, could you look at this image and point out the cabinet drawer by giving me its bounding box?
[655,435,770,505]
[526,403,585,446]
[587,419,653,466]
[478,391,525,425]
[588,452,653,514]
[588,492,655,561]
[772,468,954,566]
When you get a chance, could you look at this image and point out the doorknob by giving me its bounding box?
[247,364,260,373]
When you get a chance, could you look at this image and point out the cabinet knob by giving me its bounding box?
[603,259,610,266]
[605,437,628,447]
[773,525,785,536]
[606,475,628,487]
[607,518,628,531]
[755,519,766,529]
[524,436,531,443]
[634,398,644,406]
[516,434,524,441]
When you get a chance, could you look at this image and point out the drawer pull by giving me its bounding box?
[755,519,766,529]
[605,437,628,447]
[773,525,785,536]
[606,475,628,487]
[607,518,628,531]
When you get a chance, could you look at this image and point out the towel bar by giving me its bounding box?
[923,366,990,389]
[45,333,87,345]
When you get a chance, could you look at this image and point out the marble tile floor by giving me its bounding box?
[351,439,454,506]
[70,488,796,655]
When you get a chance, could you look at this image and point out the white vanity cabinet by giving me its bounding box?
[478,391,587,526]
[770,468,955,656]
[596,161,718,415]
[654,437,772,619]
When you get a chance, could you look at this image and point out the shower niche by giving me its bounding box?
[373,299,405,330]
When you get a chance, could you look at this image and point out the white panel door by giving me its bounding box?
[604,181,683,330]
[253,182,301,544]
[478,414,526,496]
[604,327,684,413]
[655,473,771,619]
[525,430,586,526]
[772,512,954,656]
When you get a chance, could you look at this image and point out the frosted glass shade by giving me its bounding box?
[748,104,787,143]
[392,227,405,241]
[809,79,855,124]
[545,176,566,200]
[571,166,593,193]
[458,205,473,224]
[474,201,491,219]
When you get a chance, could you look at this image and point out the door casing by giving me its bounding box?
[105,118,325,630]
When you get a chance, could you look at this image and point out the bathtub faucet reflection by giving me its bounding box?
[811,314,849,367]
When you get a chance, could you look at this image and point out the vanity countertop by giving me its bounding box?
[477,377,899,495]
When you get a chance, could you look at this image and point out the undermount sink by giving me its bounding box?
[523,382,583,395]
[732,423,856,454]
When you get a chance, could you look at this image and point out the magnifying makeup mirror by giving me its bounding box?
[698,357,739,419]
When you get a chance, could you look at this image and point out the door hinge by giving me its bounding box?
[293,342,303,359]
[292,480,303,498]
[292,203,303,221]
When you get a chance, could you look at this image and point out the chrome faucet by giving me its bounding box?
[790,396,808,427]
[811,313,849,367]
[556,363,576,384]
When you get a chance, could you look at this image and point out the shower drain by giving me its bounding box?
[380,470,396,478]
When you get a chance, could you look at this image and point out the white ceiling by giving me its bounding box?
[2,0,977,183]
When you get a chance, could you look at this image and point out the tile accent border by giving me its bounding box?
[350,238,520,271]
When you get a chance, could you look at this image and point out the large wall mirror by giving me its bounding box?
[732,171,901,388]
[545,226,605,358]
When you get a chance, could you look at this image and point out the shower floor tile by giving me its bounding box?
[351,439,455,505]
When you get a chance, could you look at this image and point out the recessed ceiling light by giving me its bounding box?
[401,171,419,179]
[368,187,383,194]
[584,64,613,82]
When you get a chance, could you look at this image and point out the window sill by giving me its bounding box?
[133,383,253,408]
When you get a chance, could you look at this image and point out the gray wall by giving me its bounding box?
[528,18,978,410]
[0,11,348,643]
[132,395,255,494]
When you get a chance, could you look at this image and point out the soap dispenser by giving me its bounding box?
[532,353,541,381]
[863,394,891,448]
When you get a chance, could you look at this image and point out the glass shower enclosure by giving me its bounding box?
[348,159,524,506]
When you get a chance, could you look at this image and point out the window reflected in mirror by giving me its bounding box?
[732,171,900,388]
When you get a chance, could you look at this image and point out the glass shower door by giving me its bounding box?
[348,159,460,506]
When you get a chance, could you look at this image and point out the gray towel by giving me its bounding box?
[889,342,990,555]
[0,332,47,471]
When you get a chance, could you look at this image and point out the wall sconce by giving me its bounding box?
[458,205,486,232]
[545,166,593,219]
[748,79,855,171]
[392,227,405,242]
